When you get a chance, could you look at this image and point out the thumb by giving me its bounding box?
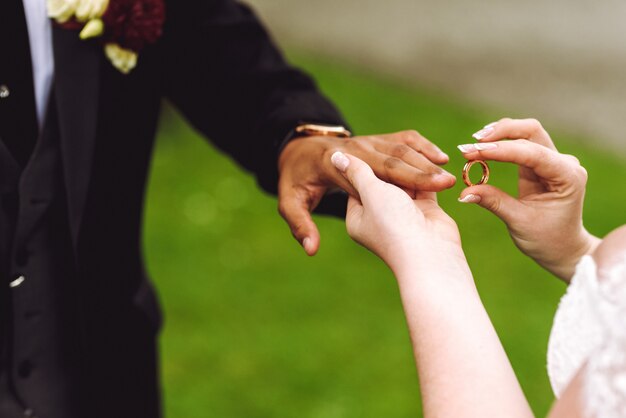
[345,195,365,244]
[458,184,523,225]
[330,151,379,204]
[278,186,322,256]
[346,194,363,219]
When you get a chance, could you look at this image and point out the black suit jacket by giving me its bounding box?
[39,0,346,416]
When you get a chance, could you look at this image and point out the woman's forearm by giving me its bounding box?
[392,248,534,418]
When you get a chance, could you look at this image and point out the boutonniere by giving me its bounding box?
[48,0,166,74]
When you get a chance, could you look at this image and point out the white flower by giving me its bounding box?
[48,0,109,23]
[48,0,144,74]
[79,18,104,39]
[104,43,138,74]
[47,0,80,23]
[75,0,110,22]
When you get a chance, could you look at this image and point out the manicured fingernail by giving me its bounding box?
[457,143,497,153]
[302,237,313,253]
[458,194,481,204]
[472,126,494,140]
[331,151,350,172]
[484,122,498,129]
[474,143,497,151]
[457,144,475,153]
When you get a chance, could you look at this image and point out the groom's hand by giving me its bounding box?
[277,130,456,255]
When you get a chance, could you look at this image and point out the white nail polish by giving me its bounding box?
[303,237,312,252]
[472,126,494,140]
[484,122,498,129]
[458,194,481,203]
[457,144,475,153]
[331,151,350,171]
[474,143,497,151]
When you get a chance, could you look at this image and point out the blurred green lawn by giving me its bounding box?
[144,51,626,418]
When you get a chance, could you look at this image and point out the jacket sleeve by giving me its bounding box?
[160,0,349,195]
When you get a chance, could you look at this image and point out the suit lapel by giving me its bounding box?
[52,26,101,245]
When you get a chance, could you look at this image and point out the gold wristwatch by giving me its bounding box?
[294,123,352,138]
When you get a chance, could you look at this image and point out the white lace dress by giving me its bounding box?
[547,255,626,417]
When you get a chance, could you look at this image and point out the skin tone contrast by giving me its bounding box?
[277,130,456,255]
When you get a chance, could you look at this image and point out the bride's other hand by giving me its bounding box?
[458,118,601,281]
[330,151,464,277]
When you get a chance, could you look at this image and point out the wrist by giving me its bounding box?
[541,229,601,282]
[280,123,350,157]
[293,123,352,139]
[278,123,351,170]
[387,239,472,286]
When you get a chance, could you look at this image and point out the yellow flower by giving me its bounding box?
[79,18,104,39]
[75,0,110,22]
[48,0,109,24]
[104,43,138,74]
[47,0,79,23]
[48,0,144,74]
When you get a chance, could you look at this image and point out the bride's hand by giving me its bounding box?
[330,151,464,276]
[457,118,600,281]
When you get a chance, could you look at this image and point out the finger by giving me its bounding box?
[400,187,418,199]
[330,151,380,203]
[346,194,363,216]
[345,195,367,245]
[278,184,321,256]
[375,152,456,191]
[472,118,556,150]
[325,172,359,199]
[350,144,455,192]
[458,184,526,226]
[414,190,437,202]
[391,130,449,164]
[413,191,439,214]
[345,195,363,227]
[340,135,456,191]
[457,140,578,184]
[518,165,546,196]
[375,140,448,176]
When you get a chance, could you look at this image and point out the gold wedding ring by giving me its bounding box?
[462,160,490,187]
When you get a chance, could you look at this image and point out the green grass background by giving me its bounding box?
[143,51,626,417]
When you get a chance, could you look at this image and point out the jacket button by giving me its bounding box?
[9,275,25,288]
[18,360,33,378]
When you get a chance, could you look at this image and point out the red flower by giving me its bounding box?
[102,0,166,52]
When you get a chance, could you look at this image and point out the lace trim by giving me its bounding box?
[585,339,626,418]
[547,256,604,397]
[547,254,626,417]
[583,254,626,418]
